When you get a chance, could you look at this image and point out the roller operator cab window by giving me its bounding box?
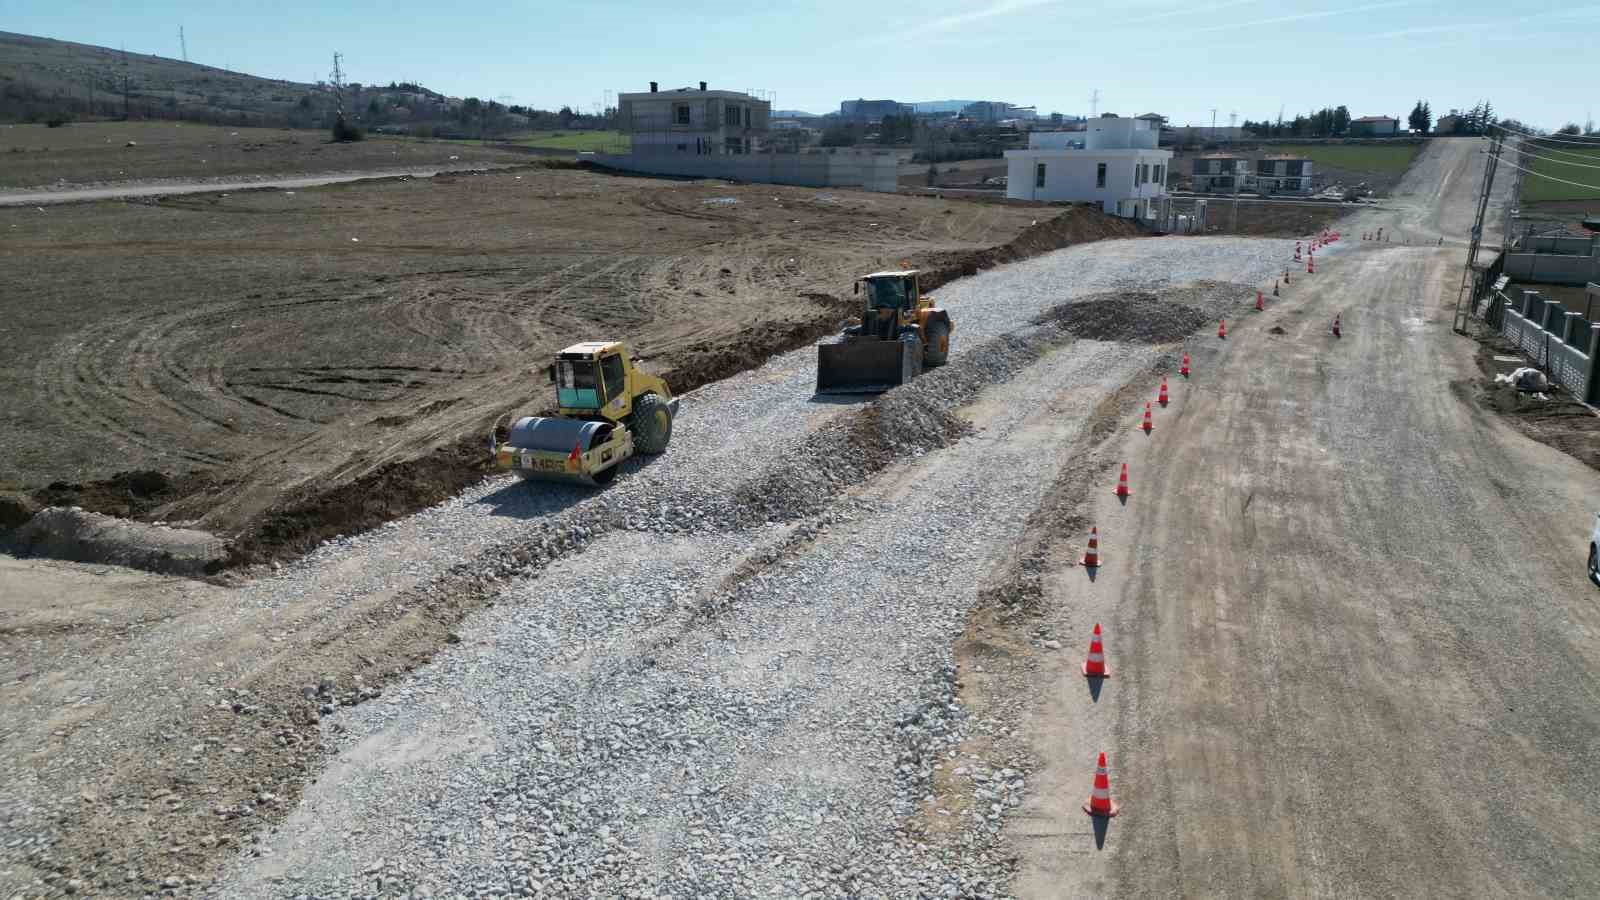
[556,359,601,409]
[600,354,626,403]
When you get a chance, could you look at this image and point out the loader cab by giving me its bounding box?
[856,271,922,338]
[550,341,629,414]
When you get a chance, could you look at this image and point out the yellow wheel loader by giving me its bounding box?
[816,270,952,394]
[490,341,679,486]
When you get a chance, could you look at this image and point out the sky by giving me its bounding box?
[3,0,1594,130]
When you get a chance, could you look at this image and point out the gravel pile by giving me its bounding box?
[1033,285,1242,344]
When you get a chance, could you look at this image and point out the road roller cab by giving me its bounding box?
[490,341,679,486]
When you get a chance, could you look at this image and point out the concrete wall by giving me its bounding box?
[1516,234,1598,256]
[586,150,901,192]
[1503,251,1600,286]
[1498,288,1600,403]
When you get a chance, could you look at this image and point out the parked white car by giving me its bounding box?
[1591,514,1600,586]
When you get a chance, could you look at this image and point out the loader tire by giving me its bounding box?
[629,393,673,455]
[924,319,951,368]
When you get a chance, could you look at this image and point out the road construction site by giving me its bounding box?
[4,138,1600,898]
[0,165,1140,565]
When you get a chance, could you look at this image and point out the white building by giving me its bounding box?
[616,81,770,156]
[1003,116,1172,219]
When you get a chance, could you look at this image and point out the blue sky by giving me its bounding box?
[4,0,1594,129]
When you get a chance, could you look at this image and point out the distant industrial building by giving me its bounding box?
[1350,115,1400,136]
[962,100,1034,123]
[617,81,770,156]
[1434,110,1462,134]
[1254,155,1313,195]
[840,99,911,120]
[1003,116,1171,219]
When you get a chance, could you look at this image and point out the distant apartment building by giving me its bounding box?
[1191,154,1246,192]
[1255,155,1313,194]
[962,101,1018,123]
[1003,116,1171,219]
[1350,115,1399,136]
[617,81,770,155]
[840,99,911,120]
[1435,110,1462,134]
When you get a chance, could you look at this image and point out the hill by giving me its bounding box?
[0,31,572,137]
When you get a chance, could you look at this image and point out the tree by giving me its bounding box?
[1556,123,1582,135]
[1420,101,1431,133]
[1408,101,1426,133]
[1333,105,1350,135]
[558,105,575,127]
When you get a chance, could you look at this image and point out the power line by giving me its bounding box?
[1493,151,1600,192]
[1504,137,1600,162]
[1507,146,1600,170]
[1491,121,1600,146]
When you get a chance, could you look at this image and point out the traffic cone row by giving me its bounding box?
[1113,462,1132,498]
[1157,377,1169,407]
[1140,401,1153,433]
[1255,291,1264,312]
[1218,318,1227,339]
[1179,352,1190,378]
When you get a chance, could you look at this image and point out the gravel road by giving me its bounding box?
[56,235,1279,899]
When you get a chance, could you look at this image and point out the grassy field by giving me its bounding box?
[1290,143,1422,175]
[510,130,629,152]
[1519,144,1600,203]
[0,121,532,188]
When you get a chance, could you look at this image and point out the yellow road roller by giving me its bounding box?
[490,341,679,486]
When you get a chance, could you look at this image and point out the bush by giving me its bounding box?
[45,115,70,128]
[331,115,364,142]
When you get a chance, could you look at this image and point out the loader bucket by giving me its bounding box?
[816,338,921,394]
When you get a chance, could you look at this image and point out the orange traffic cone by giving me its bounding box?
[1217,319,1227,339]
[1079,526,1102,567]
[1140,401,1153,433]
[1082,624,1110,678]
[1307,258,1314,274]
[1255,291,1264,312]
[1157,377,1169,407]
[1332,314,1341,338]
[1113,463,1132,498]
[1179,352,1190,378]
[1083,752,1121,817]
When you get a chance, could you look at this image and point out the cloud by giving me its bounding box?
[1377,4,1600,39]
[1191,0,1423,34]
[918,0,1062,34]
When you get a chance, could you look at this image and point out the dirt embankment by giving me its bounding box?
[10,196,1143,568]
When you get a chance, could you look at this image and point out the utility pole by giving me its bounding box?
[121,46,130,120]
[179,26,188,63]
[1452,132,1504,334]
[1089,89,1099,118]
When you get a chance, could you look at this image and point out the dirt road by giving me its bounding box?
[0,166,517,206]
[1005,135,1600,896]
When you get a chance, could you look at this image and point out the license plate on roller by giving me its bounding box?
[522,453,566,472]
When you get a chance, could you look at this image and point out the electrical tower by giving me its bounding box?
[121,46,130,120]
[1089,89,1100,118]
[1451,132,1504,334]
[330,52,346,118]
[179,27,187,62]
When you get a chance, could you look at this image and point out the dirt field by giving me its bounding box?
[0,164,1139,562]
[0,121,531,190]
